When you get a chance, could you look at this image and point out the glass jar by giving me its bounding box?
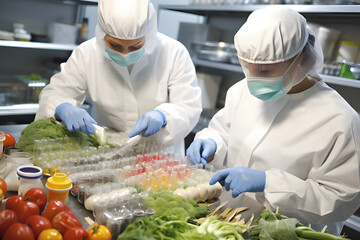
[17,165,44,196]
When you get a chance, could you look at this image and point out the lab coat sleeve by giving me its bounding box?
[261,114,360,224]
[154,44,202,146]
[195,86,235,169]
[35,46,88,121]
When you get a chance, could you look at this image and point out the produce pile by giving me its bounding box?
[16,118,100,153]
[0,185,111,240]
[118,190,250,240]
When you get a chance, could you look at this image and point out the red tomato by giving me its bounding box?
[64,227,90,240]
[0,209,18,238]
[2,222,35,240]
[0,178,7,199]
[14,200,40,223]
[5,195,24,210]
[42,200,72,222]
[52,211,82,235]
[25,215,52,239]
[25,188,48,212]
[4,133,16,148]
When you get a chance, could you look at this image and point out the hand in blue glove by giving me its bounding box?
[186,138,217,166]
[55,102,97,135]
[209,166,266,198]
[128,110,167,138]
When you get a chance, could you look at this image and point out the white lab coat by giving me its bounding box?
[35,32,202,155]
[196,78,360,235]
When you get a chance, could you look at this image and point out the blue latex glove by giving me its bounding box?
[128,110,167,138]
[209,166,266,198]
[186,138,217,166]
[55,103,97,135]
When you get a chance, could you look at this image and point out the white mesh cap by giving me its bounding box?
[96,0,157,55]
[235,6,324,88]
[98,0,148,40]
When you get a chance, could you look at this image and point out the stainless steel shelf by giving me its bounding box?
[320,74,360,89]
[0,104,39,116]
[0,40,77,51]
[61,0,98,5]
[159,4,360,15]
[193,58,360,88]
[193,58,244,73]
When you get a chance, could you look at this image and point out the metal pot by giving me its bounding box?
[350,66,360,80]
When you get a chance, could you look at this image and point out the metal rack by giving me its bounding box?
[0,40,77,51]
[193,58,360,88]
[159,4,360,16]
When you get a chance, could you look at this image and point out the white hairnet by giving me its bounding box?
[96,0,157,54]
[235,6,323,88]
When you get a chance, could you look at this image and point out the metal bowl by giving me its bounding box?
[350,66,360,80]
[192,41,234,52]
[196,49,231,63]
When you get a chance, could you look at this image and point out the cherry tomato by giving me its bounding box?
[0,178,7,199]
[38,228,63,240]
[52,211,82,235]
[0,209,18,238]
[14,200,40,223]
[25,188,47,212]
[2,222,35,240]
[5,195,24,210]
[88,225,112,240]
[42,199,72,222]
[25,215,52,239]
[64,227,90,240]
[4,133,16,148]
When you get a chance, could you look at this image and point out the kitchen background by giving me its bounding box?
[0,0,360,238]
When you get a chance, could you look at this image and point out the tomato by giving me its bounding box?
[2,222,35,240]
[0,209,18,238]
[38,228,63,240]
[14,200,40,223]
[42,199,72,222]
[52,211,82,235]
[64,227,90,240]
[4,133,16,148]
[88,225,112,240]
[25,215,52,239]
[25,188,48,212]
[5,195,24,210]
[0,178,6,199]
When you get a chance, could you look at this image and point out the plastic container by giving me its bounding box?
[17,165,44,196]
[13,23,31,41]
[0,132,5,158]
[317,26,341,61]
[46,172,72,202]
[336,41,360,63]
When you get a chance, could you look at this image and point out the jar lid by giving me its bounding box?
[46,172,72,190]
[17,165,43,179]
[0,131,5,141]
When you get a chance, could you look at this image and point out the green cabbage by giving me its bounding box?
[16,118,100,153]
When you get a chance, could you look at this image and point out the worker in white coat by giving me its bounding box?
[186,6,360,235]
[35,0,202,155]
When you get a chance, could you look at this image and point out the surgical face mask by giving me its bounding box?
[247,76,288,101]
[105,45,144,66]
[244,53,301,101]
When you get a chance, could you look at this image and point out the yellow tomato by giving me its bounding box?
[38,228,63,240]
[88,225,112,240]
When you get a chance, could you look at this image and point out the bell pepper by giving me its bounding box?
[88,225,112,240]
